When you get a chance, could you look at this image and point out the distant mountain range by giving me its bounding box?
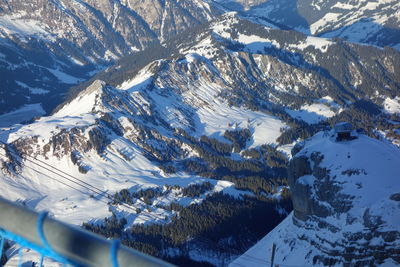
[0,0,219,116]
[0,0,399,118]
[217,0,400,48]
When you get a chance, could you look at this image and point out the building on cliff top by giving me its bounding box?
[334,122,354,141]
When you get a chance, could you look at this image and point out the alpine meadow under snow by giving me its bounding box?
[0,0,400,266]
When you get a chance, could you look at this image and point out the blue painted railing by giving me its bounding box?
[0,197,173,267]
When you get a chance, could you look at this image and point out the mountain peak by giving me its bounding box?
[232,129,400,266]
[55,80,107,118]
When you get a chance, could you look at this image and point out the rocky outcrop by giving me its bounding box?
[288,150,354,222]
[233,130,400,266]
[287,132,400,265]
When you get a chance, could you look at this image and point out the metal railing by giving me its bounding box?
[0,197,174,267]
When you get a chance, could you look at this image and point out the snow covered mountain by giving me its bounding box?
[0,14,288,265]
[1,0,399,124]
[0,0,220,119]
[1,2,400,265]
[93,12,400,142]
[1,12,399,265]
[0,0,218,57]
[231,129,400,266]
[217,0,400,49]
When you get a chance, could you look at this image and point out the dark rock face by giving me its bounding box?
[288,152,337,221]
[288,155,313,220]
[389,193,400,201]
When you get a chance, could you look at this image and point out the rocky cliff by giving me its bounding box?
[231,130,400,266]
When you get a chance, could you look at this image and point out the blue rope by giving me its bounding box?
[0,229,61,262]
[39,254,44,267]
[0,211,122,267]
[0,211,79,266]
[110,239,120,267]
[0,236,4,260]
[37,212,52,250]
[18,247,23,267]
[36,211,77,266]
[37,211,50,266]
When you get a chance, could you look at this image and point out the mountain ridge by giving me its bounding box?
[1,9,399,227]
[0,0,220,116]
[1,0,399,118]
[216,0,400,49]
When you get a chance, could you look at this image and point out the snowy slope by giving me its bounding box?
[285,96,342,124]
[0,46,287,265]
[0,104,45,127]
[231,130,400,266]
[383,97,400,114]
[0,15,54,40]
[286,102,337,124]
[218,0,400,49]
[0,59,284,227]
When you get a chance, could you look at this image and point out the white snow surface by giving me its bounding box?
[196,102,284,148]
[310,0,400,36]
[211,13,283,52]
[15,81,50,95]
[46,68,84,84]
[0,14,54,40]
[55,80,105,118]
[383,97,400,114]
[4,244,61,267]
[231,131,400,267]
[0,104,45,127]
[212,12,240,39]
[211,13,337,55]
[239,0,400,48]
[292,36,333,52]
[286,101,338,124]
[187,81,285,147]
[310,12,341,34]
